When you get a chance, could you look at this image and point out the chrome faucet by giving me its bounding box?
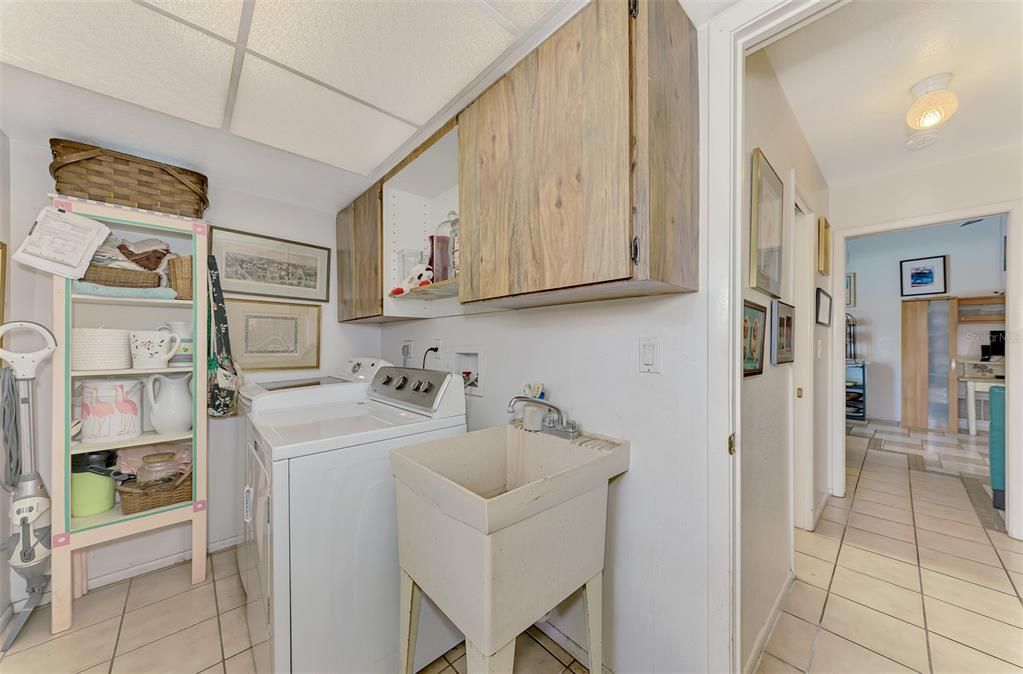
[506,396,579,439]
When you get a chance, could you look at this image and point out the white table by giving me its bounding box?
[961,378,1004,436]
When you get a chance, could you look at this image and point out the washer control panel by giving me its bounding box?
[370,367,451,413]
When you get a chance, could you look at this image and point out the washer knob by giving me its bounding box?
[411,380,423,392]
[419,381,433,394]
[393,375,408,390]
[381,375,393,386]
[351,361,362,373]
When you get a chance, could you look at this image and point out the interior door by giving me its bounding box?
[337,184,382,321]
[458,0,631,302]
[902,298,959,430]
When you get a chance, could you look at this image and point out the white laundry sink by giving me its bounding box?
[390,422,629,668]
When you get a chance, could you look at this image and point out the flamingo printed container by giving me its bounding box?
[80,379,143,444]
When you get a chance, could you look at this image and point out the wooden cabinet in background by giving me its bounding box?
[336,183,383,321]
[458,0,698,307]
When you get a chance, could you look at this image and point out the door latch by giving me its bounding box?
[727,433,735,456]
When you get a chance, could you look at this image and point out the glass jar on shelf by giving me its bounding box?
[429,211,460,282]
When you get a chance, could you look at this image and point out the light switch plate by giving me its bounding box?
[639,337,661,374]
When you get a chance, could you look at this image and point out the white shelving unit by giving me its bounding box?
[49,195,209,634]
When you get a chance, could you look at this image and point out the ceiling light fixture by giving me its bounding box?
[905,72,959,131]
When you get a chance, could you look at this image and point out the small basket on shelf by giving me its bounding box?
[167,256,193,300]
[82,264,160,288]
[117,471,192,515]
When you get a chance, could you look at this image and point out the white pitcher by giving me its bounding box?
[146,373,193,434]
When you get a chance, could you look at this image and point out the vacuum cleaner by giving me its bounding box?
[0,321,57,651]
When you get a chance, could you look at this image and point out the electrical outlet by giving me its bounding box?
[401,341,414,366]
[428,339,444,369]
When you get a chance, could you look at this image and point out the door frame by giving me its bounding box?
[705,0,845,670]
[792,190,817,531]
[830,201,1023,538]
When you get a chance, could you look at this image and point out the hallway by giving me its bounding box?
[758,439,1022,672]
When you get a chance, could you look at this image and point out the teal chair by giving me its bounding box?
[990,386,1005,510]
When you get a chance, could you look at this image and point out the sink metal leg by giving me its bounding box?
[399,570,422,674]
[467,638,516,674]
[585,571,603,674]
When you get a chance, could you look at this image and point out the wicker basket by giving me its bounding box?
[49,138,209,218]
[117,472,192,516]
[71,328,131,370]
[168,256,193,300]
[83,263,160,288]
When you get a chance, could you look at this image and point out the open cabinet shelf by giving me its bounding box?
[50,194,210,633]
[392,278,460,300]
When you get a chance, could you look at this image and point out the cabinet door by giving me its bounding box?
[336,184,382,321]
[458,0,631,302]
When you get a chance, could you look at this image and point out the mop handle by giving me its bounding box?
[0,322,56,380]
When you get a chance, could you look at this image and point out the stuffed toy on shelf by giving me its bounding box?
[389,263,434,296]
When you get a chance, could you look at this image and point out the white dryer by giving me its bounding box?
[242,367,466,673]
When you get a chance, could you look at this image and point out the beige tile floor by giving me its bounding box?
[0,546,586,674]
[758,438,1023,674]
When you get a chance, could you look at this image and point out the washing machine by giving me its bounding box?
[238,356,392,415]
[242,367,466,673]
[236,356,391,669]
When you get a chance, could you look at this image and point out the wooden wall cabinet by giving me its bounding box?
[458,0,698,307]
[336,183,383,322]
[335,0,698,321]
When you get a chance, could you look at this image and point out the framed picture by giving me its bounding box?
[817,217,831,275]
[845,272,856,308]
[224,299,321,370]
[210,227,331,302]
[771,300,795,365]
[900,255,947,297]
[815,288,832,326]
[749,148,784,298]
[743,300,767,376]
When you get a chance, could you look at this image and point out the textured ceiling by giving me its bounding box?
[762,0,1022,185]
[0,0,565,177]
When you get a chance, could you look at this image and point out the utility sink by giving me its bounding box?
[391,422,629,671]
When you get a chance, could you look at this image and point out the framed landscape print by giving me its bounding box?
[210,227,330,302]
[900,255,947,297]
[845,273,857,308]
[815,288,832,326]
[817,217,831,275]
[225,298,321,370]
[771,300,795,365]
[749,148,784,298]
[743,300,767,376]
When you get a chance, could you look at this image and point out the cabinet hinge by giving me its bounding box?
[727,433,736,456]
[629,0,638,18]
[631,236,640,265]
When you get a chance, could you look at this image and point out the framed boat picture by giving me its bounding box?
[224,298,321,370]
[210,227,330,302]
[749,148,784,298]
[900,255,947,297]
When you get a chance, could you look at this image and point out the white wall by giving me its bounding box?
[830,145,1022,231]
[740,50,830,668]
[2,130,378,604]
[846,216,1006,423]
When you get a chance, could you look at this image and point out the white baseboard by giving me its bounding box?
[813,494,830,529]
[8,534,243,613]
[743,570,795,674]
[0,604,13,637]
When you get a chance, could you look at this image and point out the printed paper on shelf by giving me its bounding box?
[13,207,110,279]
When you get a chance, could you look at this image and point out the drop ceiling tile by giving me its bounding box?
[246,0,517,125]
[483,0,560,31]
[0,0,233,128]
[230,55,416,176]
[143,0,245,40]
